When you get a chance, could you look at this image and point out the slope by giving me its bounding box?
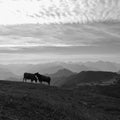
[0,80,120,120]
[62,71,118,88]
[48,68,76,86]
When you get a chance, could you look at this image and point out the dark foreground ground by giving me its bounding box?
[0,81,120,120]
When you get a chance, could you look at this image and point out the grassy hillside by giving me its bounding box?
[0,80,120,120]
[62,71,118,88]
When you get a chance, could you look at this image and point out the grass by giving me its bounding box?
[0,80,120,120]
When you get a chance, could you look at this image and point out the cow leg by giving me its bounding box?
[24,78,26,82]
[35,79,37,83]
[48,78,50,85]
[23,78,26,82]
[48,81,50,86]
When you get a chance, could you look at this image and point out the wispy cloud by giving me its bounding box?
[0,0,120,25]
[0,52,120,64]
[0,35,89,51]
[0,22,120,52]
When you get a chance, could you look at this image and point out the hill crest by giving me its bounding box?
[62,71,118,88]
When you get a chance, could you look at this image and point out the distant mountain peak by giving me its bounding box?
[50,68,75,78]
[56,68,73,73]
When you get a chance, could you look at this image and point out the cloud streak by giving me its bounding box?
[0,22,120,51]
[0,53,119,64]
[0,35,89,51]
[0,0,120,25]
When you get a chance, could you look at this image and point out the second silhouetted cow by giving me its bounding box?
[35,72,51,85]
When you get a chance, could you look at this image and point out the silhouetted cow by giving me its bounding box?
[35,72,51,85]
[23,73,37,83]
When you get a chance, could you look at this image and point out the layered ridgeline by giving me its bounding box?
[47,68,76,86]
[0,67,19,81]
[1,61,120,76]
[84,61,120,72]
[46,69,118,87]
[0,62,120,85]
[61,71,118,88]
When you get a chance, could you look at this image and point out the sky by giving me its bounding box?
[0,0,120,64]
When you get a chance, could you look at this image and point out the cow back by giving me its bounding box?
[24,73,36,80]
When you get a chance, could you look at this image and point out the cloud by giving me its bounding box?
[0,52,120,64]
[0,35,88,52]
[0,22,120,64]
[0,0,120,25]
[0,0,120,64]
[0,22,120,51]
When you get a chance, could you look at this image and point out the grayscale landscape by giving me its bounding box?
[0,0,120,120]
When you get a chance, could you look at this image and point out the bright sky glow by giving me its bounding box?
[0,0,120,25]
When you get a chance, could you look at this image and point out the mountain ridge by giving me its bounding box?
[62,71,118,88]
[0,67,18,80]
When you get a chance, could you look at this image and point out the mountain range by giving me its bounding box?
[0,67,19,80]
[1,60,120,75]
[62,71,118,88]
[0,61,120,83]
[47,68,76,86]
[84,61,120,72]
